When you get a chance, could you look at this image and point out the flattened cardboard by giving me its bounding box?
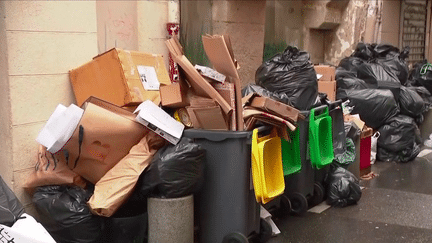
[212,82,237,130]
[202,35,244,131]
[165,38,232,115]
[318,80,337,101]
[242,94,302,123]
[314,65,336,81]
[88,132,165,217]
[69,48,171,107]
[243,107,296,132]
[160,81,190,108]
[344,114,365,131]
[186,106,229,130]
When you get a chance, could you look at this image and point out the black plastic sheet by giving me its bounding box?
[255,46,318,110]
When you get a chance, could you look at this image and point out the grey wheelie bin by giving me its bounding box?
[183,129,272,243]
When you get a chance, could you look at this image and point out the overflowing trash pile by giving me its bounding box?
[1,33,431,242]
[336,43,432,163]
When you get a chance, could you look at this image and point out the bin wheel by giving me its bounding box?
[222,232,249,243]
[276,195,292,217]
[309,183,325,207]
[288,192,308,216]
[259,218,273,243]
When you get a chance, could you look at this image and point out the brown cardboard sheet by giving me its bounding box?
[186,106,229,130]
[242,93,303,123]
[202,35,244,131]
[165,37,232,116]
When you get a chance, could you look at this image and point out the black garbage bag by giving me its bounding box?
[336,89,400,129]
[336,76,370,90]
[357,63,401,99]
[337,43,409,85]
[352,42,375,60]
[326,166,362,207]
[135,137,205,198]
[375,45,410,85]
[242,84,291,105]
[255,46,318,110]
[0,176,25,227]
[407,86,432,108]
[399,86,425,118]
[335,57,365,80]
[377,115,421,163]
[409,60,432,94]
[32,185,103,243]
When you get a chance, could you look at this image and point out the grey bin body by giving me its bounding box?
[183,129,260,243]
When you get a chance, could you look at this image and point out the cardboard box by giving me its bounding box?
[160,81,190,108]
[314,65,336,81]
[318,80,337,101]
[69,48,171,107]
[64,96,147,184]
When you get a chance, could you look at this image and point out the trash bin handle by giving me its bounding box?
[310,105,329,122]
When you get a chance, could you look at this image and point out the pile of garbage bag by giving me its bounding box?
[336,43,430,162]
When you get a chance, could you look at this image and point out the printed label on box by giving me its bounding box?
[137,65,160,91]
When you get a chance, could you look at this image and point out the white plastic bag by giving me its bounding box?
[370,132,380,164]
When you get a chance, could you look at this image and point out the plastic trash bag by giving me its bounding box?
[326,166,362,207]
[0,175,25,227]
[357,63,401,99]
[336,77,370,90]
[377,115,421,163]
[242,84,291,105]
[407,86,432,108]
[370,132,380,164]
[335,57,365,80]
[255,46,318,110]
[134,137,205,198]
[337,89,400,129]
[408,60,432,94]
[334,137,356,166]
[399,86,425,118]
[32,185,104,243]
[336,43,409,85]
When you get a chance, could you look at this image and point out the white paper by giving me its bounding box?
[36,104,84,153]
[1,214,57,243]
[11,214,56,243]
[134,100,184,144]
[137,65,160,91]
[195,64,226,83]
[317,74,323,80]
